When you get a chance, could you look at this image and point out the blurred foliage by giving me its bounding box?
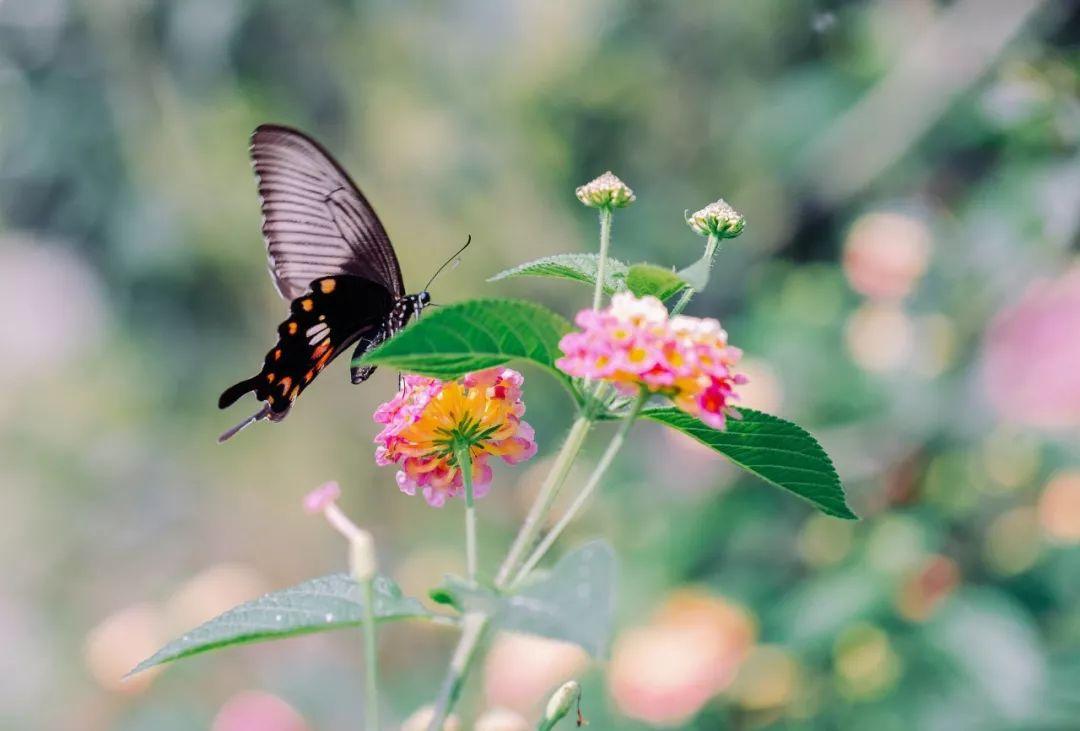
[1,0,1078,729]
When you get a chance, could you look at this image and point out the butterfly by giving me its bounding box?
[217,124,465,442]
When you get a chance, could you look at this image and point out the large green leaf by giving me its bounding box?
[355,299,573,382]
[129,574,430,676]
[488,253,629,295]
[626,263,689,300]
[432,540,617,657]
[643,407,855,519]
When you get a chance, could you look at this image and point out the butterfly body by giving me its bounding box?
[218,124,427,442]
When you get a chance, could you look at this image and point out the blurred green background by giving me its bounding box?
[2,1,1079,729]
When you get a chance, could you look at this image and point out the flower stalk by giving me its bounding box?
[426,612,489,731]
[593,206,612,311]
[511,389,648,588]
[495,415,592,588]
[304,483,382,731]
[454,440,479,582]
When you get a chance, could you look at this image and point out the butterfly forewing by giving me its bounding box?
[250,125,405,300]
[218,125,427,442]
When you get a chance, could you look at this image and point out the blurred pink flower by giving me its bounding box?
[484,632,589,715]
[374,369,537,507]
[608,589,756,726]
[842,211,931,300]
[211,691,309,731]
[557,293,746,429]
[981,266,1080,429]
[302,481,341,514]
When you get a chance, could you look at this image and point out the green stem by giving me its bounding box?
[425,613,489,731]
[495,415,592,588]
[361,578,379,731]
[670,286,695,315]
[592,206,613,311]
[671,233,719,316]
[510,390,648,589]
[455,441,478,583]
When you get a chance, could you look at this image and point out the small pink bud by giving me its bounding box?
[303,481,341,514]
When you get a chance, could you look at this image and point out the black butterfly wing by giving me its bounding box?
[250,124,406,300]
[218,275,395,426]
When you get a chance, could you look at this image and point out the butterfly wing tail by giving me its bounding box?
[219,378,258,409]
[218,403,272,443]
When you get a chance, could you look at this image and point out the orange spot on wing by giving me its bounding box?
[287,322,298,335]
[304,370,314,382]
[313,339,332,358]
[320,279,336,294]
[279,376,293,394]
[273,348,282,360]
[289,386,300,400]
[301,299,314,312]
[266,373,275,383]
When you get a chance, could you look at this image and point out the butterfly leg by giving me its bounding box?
[350,326,388,384]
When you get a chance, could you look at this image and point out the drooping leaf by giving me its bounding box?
[626,263,689,300]
[488,253,629,295]
[129,574,430,676]
[643,407,856,519]
[432,540,617,657]
[356,299,573,383]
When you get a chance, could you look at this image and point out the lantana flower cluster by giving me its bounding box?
[557,293,747,429]
[373,368,537,507]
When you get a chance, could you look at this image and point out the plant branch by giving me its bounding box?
[510,390,648,588]
[495,415,592,588]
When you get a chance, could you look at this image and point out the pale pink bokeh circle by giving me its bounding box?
[981,266,1080,430]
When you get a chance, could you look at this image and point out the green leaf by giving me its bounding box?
[488,253,629,295]
[433,540,617,657]
[129,574,430,676]
[356,299,573,382]
[626,263,689,300]
[643,407,856,519]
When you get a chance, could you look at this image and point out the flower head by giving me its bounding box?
[575,171,635,209]
[686,199,745,239]
[557,293,747,429]
[374,368,538,507]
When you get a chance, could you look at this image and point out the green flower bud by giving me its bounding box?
[576,172,635,209]
[686,199,745,239]
[541,680,582,729]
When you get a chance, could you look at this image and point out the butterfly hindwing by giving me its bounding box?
[218,275,395,417]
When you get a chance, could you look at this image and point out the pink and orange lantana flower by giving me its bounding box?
[373,368,537,507]
[557,293,747,429]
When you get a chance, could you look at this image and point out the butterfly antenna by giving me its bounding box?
[423,235,472,291]
[218,404,271,443]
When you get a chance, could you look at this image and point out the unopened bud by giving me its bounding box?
[349,530,377,582]
[543,680,582,727]
[576,172,635,209]
[686,199,745,239]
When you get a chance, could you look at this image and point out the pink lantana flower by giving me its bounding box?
[373,368,538,507]
[557,293,747,429]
